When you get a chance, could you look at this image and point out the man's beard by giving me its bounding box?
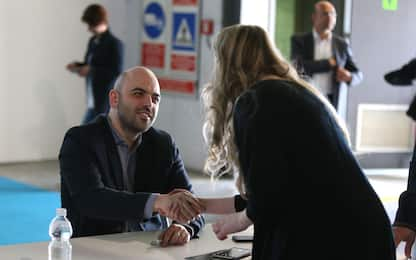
[117,104,152,135]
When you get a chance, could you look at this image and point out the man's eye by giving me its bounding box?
[152,96,160,103]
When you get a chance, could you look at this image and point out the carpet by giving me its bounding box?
[0,177,60,245]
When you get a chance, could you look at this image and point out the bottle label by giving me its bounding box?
[48,243,72,260]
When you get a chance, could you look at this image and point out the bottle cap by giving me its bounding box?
[56,208,67,217]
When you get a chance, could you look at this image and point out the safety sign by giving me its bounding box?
[172,13,196,51]
[144,2,166,39]
[140,0,200,96]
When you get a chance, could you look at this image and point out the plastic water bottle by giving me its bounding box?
[48,208,73,260]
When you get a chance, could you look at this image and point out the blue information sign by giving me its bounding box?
[144,2,165,39]
[172,13,196,51]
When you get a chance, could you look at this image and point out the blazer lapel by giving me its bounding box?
[101,118,124,189]
[306,33,315,60]
[332,37,341,65]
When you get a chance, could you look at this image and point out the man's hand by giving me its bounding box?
[66,62,80,73]
[394,226,416,258]
[158,224,190,247]
[336,67,352,83]
[328,57,337,67]
[153,189,204,223]
[212,210,252,240]
[77,65,90,77]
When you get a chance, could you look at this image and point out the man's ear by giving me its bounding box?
[109,89,119,108]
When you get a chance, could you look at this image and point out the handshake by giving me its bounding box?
[153,189,205,223]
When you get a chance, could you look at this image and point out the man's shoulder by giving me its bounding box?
[64,116,107,140]
[106,30,123,46]
[332,34,349,46]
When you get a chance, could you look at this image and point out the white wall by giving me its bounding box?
[0,1,88,162]
[240,0,275,35]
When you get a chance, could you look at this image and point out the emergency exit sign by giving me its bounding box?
[383,0,398,11]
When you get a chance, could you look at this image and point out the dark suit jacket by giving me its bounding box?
[84,30,123,113]
[59,115,204,237]
[395,143,416,230]
[233,79,395,260]
[291,32,363,110]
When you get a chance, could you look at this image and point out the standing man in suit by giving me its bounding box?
[291,1,363,119]
[66,4,124,124]
[59,66,205,247]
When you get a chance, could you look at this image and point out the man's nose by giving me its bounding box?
[143,94,153,107]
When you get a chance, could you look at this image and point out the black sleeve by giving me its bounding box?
[234,195,247,212]
[59,128,150,221]
[233,87,291,223]
[384,58,416,86]
[342,40,363,86]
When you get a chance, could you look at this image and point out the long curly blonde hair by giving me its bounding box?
[202,25,350,195]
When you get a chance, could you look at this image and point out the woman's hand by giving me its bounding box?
[212,209,252,240]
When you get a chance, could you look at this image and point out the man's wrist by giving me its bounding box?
[153,194,166,213]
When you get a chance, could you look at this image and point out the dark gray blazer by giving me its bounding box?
[59,115,204,237]
[291,32,363,110]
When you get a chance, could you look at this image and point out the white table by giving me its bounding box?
[0,224,252,260]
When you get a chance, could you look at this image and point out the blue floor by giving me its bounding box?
[0,177,60,245]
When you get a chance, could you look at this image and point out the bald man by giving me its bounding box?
[59,66,204,246]
[291,1,363,119]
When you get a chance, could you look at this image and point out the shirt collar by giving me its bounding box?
[107,117,142,151]
[313,29,332,42]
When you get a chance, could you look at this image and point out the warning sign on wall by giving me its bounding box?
[171,54,195,71]
[140,0,200,96]
[142,43,165,68]
[159,78,196,94]
[172,13,196,51]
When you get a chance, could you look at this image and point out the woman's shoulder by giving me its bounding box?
[235,79,299,112]
[244,79,303,101]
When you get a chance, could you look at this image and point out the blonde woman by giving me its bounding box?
[200,25,395,260]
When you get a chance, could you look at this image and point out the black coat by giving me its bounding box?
[84,30,123,113]
[59,115,204,237]
[384,58,416,120]
[233,80,395,260]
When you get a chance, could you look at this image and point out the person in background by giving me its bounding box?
[200,24,395,260]
[384,58,416,121]
[393,144,416,258]
[290,1,362,118]
[66,4,123,124]
[59,66,204,247]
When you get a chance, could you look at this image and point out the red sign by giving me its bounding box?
[173,0,198,5]
[200,19,214,35]
[141,43,165,68]
[171,54,196,72]
[159,78,196,94]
